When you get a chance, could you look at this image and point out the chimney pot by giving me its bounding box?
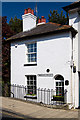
[27,8,31,13]
[41,16,44,18]
[24,9,27,14]
[38,19,41,23]
[41,16,46,23]
[31,10,34,15]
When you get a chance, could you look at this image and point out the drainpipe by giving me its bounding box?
[70,32,74,107]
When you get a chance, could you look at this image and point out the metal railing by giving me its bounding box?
[10,84,67,105]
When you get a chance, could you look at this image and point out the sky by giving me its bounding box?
[2,2,72,23]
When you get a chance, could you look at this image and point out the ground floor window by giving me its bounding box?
[27,75,36,95]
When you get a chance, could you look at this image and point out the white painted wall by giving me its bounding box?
[11,32,72,104]
[22,13,37,32]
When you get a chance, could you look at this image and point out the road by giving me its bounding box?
[0,97,79,120]
[0,109,39,120]
[0,109,25,120]
[0,109,79,120]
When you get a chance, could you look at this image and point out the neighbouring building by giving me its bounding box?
[6,1,80,108]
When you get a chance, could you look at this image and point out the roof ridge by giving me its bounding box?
[47,22,61,26]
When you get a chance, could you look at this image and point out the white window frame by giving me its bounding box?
[26,42,37,64]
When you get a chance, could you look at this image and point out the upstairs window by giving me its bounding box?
[27,43,37,63]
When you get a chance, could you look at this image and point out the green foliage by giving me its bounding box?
[9,16,22,34]
[53,95,64,98]
[36,16,40,24]
[2,16,14,84]
[2,81,10,97]
[48,10,69,25]
[26,94,36,96]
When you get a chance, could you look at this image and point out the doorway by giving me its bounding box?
[55,75,64,96]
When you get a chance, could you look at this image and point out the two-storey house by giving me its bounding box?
[7,1,80,108]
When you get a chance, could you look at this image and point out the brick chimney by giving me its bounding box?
[37,16,46,25]
[22,8,37,32]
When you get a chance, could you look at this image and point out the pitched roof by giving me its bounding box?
[63,1,80,12]
[6,22,77,41]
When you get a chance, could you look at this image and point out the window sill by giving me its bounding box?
[24,63,37,66]
[24,95,37,99]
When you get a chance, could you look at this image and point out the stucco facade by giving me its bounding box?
[8,2,80,108]
[11,32,73,104]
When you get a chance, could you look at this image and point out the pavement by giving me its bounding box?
[0,97,79,120]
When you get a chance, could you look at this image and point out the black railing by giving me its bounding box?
[2,84,67,106]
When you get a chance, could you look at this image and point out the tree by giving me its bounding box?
[9,16,22,34]
[2,16,14,84]
[2,16,22,85]
[2,16,23,96]
[48,10,69,25]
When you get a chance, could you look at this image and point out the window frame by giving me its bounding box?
[26,75,37,96]
[26,42,37,64]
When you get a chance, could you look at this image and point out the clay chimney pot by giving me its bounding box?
[38,19,41,23]
[31,10,34,15]
[27,8,31,13]
[24,9,27,14]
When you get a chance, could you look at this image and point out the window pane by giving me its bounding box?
[28,48,30,53]
[28,58,30,62]
[27,44,30,48]
[27,76,29,80]
[62,82,64,86]
[33,43,36,48]
[56,88,58,95]
[27,81,29,85]
[31,54,35,58]
[28,86,33,89]
[30,81,33,85]
[34,76,36,80]
[28,54,30,58]
[34,48,37,52]
[31,44,33,48]
[59,82,61,86]
[31,58,35,62]
[35,58,37,62]
[56,82,58,86]
[34,81,36,85]
[30,76,33,80]
[28,49,33,53]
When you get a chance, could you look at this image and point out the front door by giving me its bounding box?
[55,80,64,96]
[55,75,64,96]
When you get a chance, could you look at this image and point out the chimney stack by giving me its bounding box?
[22,8,37,32]
[37,16,46,25]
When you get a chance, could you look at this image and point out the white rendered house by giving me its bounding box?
[7,2,80,108]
